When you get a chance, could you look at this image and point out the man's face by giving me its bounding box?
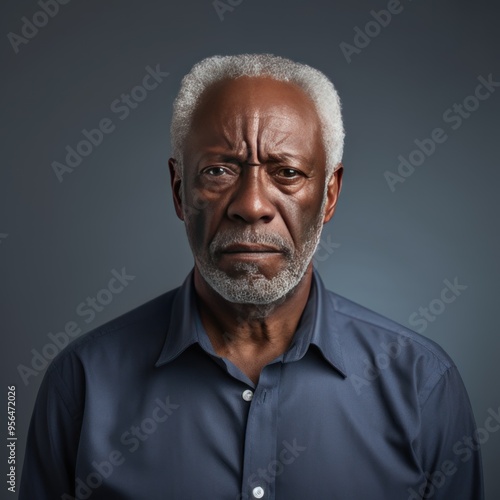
[170,76,342,305]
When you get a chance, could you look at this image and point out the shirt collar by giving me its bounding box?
[155,267,347,378]
[155,269,201,366]
[286,267,347,377]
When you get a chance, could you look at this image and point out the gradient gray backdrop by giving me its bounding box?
[1,0,499,498]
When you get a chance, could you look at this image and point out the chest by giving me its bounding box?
[76,348,423,499]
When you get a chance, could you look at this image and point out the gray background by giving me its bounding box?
[1,0,499,498]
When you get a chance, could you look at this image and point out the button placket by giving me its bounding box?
[240,363,282,500]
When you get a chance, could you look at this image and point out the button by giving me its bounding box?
[242,390,254,402]
[252,486,265,498]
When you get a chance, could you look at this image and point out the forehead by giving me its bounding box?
[185,77,323,160]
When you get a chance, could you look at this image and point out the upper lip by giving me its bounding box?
[221,244,281,253]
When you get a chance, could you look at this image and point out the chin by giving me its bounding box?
[204,263,305,306]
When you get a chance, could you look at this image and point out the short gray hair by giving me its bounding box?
[170,53,344,179]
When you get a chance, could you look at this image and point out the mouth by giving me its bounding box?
[221,244,282,254]
[217,244,285,263]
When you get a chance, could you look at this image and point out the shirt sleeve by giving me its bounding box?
[19,362,82,500]
[414,365,484,500]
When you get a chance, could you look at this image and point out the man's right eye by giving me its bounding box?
[203,166,228,176]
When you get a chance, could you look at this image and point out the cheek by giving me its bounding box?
[279,189,323,241]
[184,195,221,248]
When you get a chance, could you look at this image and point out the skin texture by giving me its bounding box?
[169,76,343,384]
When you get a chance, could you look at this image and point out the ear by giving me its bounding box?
[168,158,184,221]
[323,163,343,224]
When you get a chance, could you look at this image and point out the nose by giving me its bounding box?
[227,166,276,224]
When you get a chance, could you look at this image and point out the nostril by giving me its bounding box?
[226,176,276,223]
[227,195,275,223]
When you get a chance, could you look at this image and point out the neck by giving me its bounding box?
[193,264,314,357]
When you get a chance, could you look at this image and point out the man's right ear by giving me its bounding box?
[168,158,184,221]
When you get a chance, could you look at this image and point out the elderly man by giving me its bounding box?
[20,54,483,499]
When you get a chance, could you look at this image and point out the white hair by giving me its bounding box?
[170,53,344,179]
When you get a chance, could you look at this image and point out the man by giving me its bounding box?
[20,54,483,499]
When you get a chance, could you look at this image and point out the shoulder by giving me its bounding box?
[325,289,457,403]
[47,286,180,375]
[329,289,452,364]
[30,286,182,421]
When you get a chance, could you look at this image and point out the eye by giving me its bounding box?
[203,166,228,176]
[277,168,301,178]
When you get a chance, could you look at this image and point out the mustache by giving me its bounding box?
[209,230,294,256]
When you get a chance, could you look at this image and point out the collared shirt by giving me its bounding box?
[20,268,483,500]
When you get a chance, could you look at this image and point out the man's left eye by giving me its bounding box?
[277,168,301,178]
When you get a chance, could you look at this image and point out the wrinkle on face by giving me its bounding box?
[179,76,331,305]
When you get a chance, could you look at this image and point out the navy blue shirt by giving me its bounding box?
[20,268,483,499]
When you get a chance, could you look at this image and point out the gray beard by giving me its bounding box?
[185,189,327,309]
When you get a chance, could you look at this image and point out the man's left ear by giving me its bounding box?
[323,163,343,224]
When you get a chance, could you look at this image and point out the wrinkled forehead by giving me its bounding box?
[188,77,320,151]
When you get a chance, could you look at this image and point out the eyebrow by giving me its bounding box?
[265,152,309,165]
[198,151,309,165]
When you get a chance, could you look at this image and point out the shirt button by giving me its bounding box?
[252,486,265,498]
[242,389,254,402]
